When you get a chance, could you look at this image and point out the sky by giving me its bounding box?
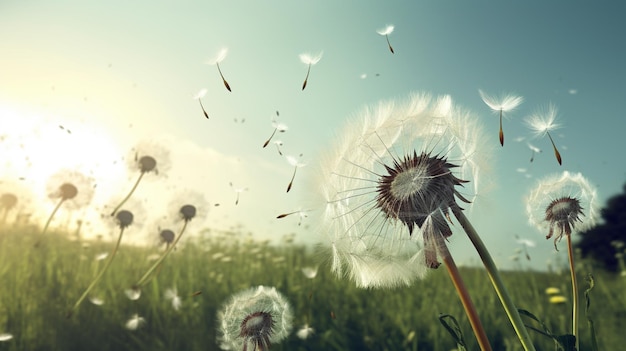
[1,0,625,271]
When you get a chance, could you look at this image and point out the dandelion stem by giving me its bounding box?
[110,171,145,217]
[567,234,579,350]
[287,166,298,192]
[546,132,562,165]
[440,241,493,351]
[69,226,126,317]
[451,204,537,351]
[499,110,504,146]
[199,99,209,119]
[263,128,277,148]
[42,197,65,236]
[135,219,189,287]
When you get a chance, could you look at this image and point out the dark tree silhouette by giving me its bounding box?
[575,182,626,272]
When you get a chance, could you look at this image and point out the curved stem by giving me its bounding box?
[42,198,65,235]
[110,171,145,216]
[135,220,189,287]
[567,235,579,350]
[451,205,537,351]
[68,227,126,317]
[438,238,493,351]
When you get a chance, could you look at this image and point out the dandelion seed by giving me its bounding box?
[217,286,293,351]
[230,182,248,205]
[0,333,13,342]
[299,51,323,90]
[301,266,318,279]
[165,287,182,311]
[296,324,315,340]
[125,314,146,330]
[527,143,542,163]
[95,252,108,261]
[206,48,232,92]
[125,286,142,300]
[478,89,524,146]
[277,208,309,225]
[285,154,306,193]
[525,103,563,165]
[110,141,170,216]
[263,111,288,148]
[376,24,395,54]
[273,140,284,156]
[89,296,104,306]
[194,88,209,119]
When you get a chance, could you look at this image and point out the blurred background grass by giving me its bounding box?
[1,224,624,351]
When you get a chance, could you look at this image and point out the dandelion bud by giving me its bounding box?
[116,210,134,229]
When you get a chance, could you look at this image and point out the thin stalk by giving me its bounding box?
[451,204,537,351]
[439,240,493,351]
[110,171,145,216]
[42,197,65,235]
[135,220,189,287]
[68,226,126,317]
[567,235,579,350]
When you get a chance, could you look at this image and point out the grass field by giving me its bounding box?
[1,225,624,351]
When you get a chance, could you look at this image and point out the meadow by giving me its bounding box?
[1,224,624,351]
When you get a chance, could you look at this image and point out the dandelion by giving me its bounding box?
[230,182,248,205]
[194,88,210,119]
[125,314,146,330]
[41,169,95,235]
[262,111,288,148]
[134,191,208,288]
[525,103,563,165]
[296,324,315,340]
[478,89,524,146]
[110,141,170,216]
[527,143,542,163]
[217,286,293,351]
[299,52,323,90]
[206,48,232,92]
[315,92,500,350]
[285,154,306,193]
[159,228,176,249]
[68,209,135,317]
[376,24,395,54]
[545,287,561,295]
[526,171,599,349]
[549,295,567,304]
[165,287,182,311]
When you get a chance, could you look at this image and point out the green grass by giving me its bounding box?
[1,225,624,351]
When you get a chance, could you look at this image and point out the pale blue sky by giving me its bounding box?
[1,1,625,270]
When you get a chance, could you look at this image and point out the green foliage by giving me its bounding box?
[576,183,626,272]
[1,226,625,351]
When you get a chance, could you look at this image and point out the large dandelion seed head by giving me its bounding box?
[127,140,171,176]
[45,169,95,209]
[217,286,293,351]
[525,171,599,248]
[312,92,492,288]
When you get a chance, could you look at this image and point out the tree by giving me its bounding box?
[575,182,626,272]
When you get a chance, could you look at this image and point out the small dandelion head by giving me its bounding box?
[376,24,394,36]
[125,313,145,330]
[549,295,567,304]
[0,193,17,210]
[46,169,95,209]
[217,286,293,351]
[545,287,561,295]
[179,204,197,221]
[127,140,171,176]
[160,229,175,245]
[169,190,208,223]
[116,210,134,229]
[314,92,492,288]
[526,171,599,249]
